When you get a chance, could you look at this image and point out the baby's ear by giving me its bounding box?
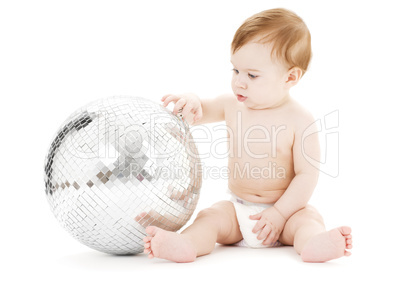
[286,67,303,87]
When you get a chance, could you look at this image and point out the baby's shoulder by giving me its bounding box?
[285,99,316,130]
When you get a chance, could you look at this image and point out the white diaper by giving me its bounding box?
[228,189,282,248]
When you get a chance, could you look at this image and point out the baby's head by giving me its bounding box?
[232,8,311,76]
[230,8,312,109]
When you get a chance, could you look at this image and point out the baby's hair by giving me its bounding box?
[232,8,312,75]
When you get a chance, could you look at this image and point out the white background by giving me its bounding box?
[1,0,401,287]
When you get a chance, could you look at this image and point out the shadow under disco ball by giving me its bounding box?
[44,96,202,255]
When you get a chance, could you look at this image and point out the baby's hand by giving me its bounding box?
[161,93,203,125]
[250,206,286,245]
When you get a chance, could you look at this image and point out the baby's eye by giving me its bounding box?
[232,68,239,74]
[248,73,258,79]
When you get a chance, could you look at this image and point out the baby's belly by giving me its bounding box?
[228,160,295,204]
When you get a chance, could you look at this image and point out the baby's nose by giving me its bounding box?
[235,79,247,89]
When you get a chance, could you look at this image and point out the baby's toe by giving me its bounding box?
[143,236,152,243]
[146,226,159,236]
[339,226,352,236]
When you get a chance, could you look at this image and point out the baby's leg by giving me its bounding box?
[143,201,242,263]
[279,205,353,262]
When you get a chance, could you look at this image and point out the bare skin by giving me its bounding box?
[143,203,352,263]
[301,226,353,262]
[144,226,197,263]
[143,226,352,263]
[142,42,353,263]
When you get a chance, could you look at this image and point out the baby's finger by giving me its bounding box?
[252,219,264,234]
[249,212,262,221]
[181,103,193,118]
[257,225,272,241]
[173,98,187,114]
[193,108,203,122]
[162,94,180,107]
[161,94,170,101]
[263,230,278,245]
[182,104,199,123]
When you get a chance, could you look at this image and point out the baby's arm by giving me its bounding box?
[274,113,320,219]
[250,113,320,245]
[161,93,230,125]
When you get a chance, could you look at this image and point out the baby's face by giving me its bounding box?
[231,42,290,109]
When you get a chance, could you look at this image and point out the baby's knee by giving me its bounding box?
[196,201,233,219]
[299,205,324,224]
[288,205,324,227]
[195,207,216,220]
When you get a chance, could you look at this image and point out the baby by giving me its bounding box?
[143,8,352,263]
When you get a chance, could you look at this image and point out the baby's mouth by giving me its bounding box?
[236,94,248,102]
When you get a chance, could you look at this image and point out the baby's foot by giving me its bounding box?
[301,226,353,263]
[143,226,197,263]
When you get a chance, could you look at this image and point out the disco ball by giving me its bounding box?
[44,96,202,255]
